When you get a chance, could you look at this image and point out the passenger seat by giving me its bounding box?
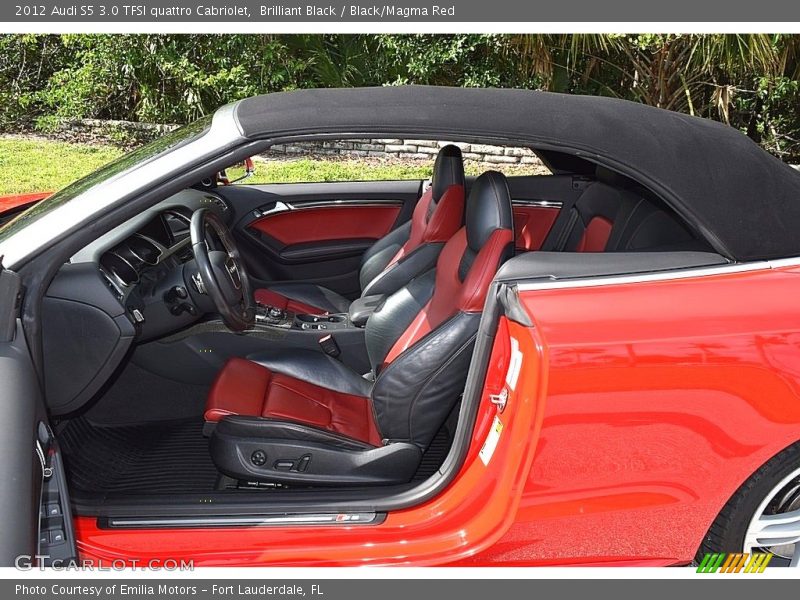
[255,145,466,314]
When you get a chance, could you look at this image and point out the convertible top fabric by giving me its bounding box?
[234,86,800,262]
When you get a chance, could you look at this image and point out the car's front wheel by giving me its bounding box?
[698,442,800,567]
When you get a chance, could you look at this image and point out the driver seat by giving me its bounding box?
[204,171,514,485]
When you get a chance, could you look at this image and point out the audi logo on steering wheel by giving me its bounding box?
[225,257,241,290]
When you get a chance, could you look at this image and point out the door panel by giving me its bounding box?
[0,322,41,566]
[216,181,422,299]
[506,174,589,252]
[513,204,560,251]
[0,264,75,566]
[250,203,402,245]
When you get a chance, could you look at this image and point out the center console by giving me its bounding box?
[254,305,355,331]
[243,302,369,371]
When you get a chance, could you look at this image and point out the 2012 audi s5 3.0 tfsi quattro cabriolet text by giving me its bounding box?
[2,86,800,567]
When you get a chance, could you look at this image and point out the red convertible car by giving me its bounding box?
[2,86,800,568]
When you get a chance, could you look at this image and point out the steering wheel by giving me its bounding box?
[190,208,255,332]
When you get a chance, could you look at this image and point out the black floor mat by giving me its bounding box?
[60,418,219,495]
[412,422,454,481]
[61,413,455,497]
[83,361,209,426]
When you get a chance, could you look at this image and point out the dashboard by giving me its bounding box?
[42,188,231,416]
[98,208,194,301]
[81,189,230,318]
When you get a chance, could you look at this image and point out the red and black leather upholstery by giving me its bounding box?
[253,145,466,314]
[205,170,514,485]
[559,168,700,253]
[561,182,625,252]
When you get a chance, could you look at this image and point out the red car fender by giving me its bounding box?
[0,192,50,215]
[462,264,800,565]
[74,318,550,566]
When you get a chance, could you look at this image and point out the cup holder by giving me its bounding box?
[296,314,346,324]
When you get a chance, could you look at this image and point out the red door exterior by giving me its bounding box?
[463,263,800,565]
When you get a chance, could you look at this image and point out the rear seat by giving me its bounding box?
[611,198,705,252]
[560,181,625,252]
[558,168,700,253]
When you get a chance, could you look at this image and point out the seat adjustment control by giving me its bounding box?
[297,455,311,472]
[250,450,267,466]
[273,455,312,472]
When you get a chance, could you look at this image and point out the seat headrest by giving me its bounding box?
[466,171,513,251]
[432,144,466,201]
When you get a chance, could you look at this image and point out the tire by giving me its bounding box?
[697,441,800,567]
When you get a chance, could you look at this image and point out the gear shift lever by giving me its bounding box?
[255,303,285,323]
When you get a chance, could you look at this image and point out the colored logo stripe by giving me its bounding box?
[697,553,773,573]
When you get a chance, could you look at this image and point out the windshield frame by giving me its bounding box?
[0,104,244,269]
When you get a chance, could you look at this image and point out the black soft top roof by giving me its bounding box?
[234,86,800,261]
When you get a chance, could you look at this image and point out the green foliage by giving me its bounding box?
[22,34,304,123]
[0,34,798,160]
[379,35,541,88]
[505,34,800,158]
[0,34,70,129]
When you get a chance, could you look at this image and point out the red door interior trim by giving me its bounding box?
[250,204,402,245]
[512,205,560,251]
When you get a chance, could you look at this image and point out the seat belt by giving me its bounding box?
[318,334,341,358]
[539,177,593,251]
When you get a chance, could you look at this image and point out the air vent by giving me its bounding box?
[99,269,124,303]
[164,211,191,242]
